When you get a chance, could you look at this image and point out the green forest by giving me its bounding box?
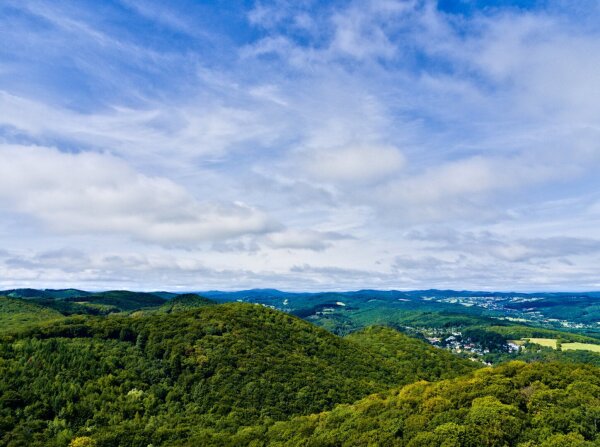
[0,292,599,446]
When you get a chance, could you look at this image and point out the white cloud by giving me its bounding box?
[330,4,397,60]
[0,145,278,245]
[408,228,600,263]
[264,229,350,251]
[301,144,405,184]
[372,146,599,223]
[468,13,600,120]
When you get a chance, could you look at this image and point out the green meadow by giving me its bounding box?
[562,342,600,353]
[525,338,600,353]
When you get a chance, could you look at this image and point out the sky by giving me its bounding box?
[1,0,600,292]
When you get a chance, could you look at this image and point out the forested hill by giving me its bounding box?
[154,293,215,313]
[345,326,477,380]
[0,295,63,332]
[0,302,477,446]
[247,361,600,447]
[1,294,598,446]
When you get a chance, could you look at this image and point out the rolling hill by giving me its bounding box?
[0,302,476,446]
[156,293,215,313]
[0,295,64,332]
[345,325,477,381]
[247,360,600,447]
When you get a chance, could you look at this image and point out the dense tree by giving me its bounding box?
[1,300,598,446]
[246,361,600,447]
[0,303,476,446]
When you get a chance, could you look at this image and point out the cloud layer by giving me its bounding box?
[1,0,600,291]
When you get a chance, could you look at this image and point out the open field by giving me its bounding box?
[523,338,600,353]
[562,342,600,353]
[526,338,558,349]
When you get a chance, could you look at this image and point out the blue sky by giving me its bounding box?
[1,0,600,291]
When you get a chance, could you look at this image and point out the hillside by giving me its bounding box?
[0,295,63,332]
[346,326,477,381]
[245,361,600,447]
[156,293,215,313]
[0,303,475,446]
